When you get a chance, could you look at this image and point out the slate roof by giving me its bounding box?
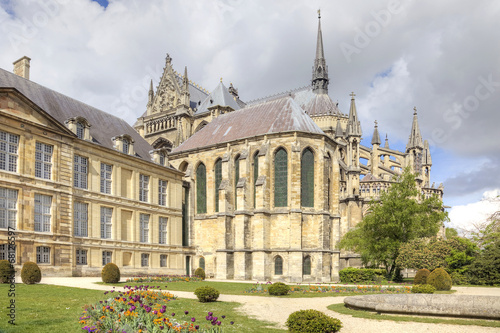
[360,173,382,182]
[0,68,154,161]
[247,86,342,117]
[172,96,324,153]
[194,81,241,115]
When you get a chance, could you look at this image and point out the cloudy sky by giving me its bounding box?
[1,0,499,232]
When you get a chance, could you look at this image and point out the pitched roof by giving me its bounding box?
[247,86,342,117]
[0,68,154,161]
[360,173,382,182]
[172,96,324,153]
[194,81,241,115]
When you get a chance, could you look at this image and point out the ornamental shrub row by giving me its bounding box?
[339,267,386,283]
[411,284,436,293]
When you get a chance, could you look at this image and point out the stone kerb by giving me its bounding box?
[344,294,500,320]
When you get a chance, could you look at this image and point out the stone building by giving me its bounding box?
[0,57,194,276]
[134,13,444,282]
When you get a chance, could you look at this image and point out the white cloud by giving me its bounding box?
[448,190,500,234]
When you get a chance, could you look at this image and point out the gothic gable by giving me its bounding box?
[150,54,183,115]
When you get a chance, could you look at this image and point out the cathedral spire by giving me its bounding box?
[406,106,424,151]
[384,133,390,148]
[346,92,362,137]
[371,120,381,145]
[312,10,329,94]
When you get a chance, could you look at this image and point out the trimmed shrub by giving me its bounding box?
[413,268,430,285]
[101,263,120,283]
[286,309,342,333]
[268,282,290,296]
[0,260,15,284]
[339,267,386,283]
[194,286,220,302]
[427,267,452,291]
[21,261,41,285]
[411,284,436,294]
[194,267,206,280]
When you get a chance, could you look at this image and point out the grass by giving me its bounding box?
[0,284,285,333]
[97,280,412,298]
[327,303,500,328]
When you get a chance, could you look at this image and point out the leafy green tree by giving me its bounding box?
[445,227,458,238]
[396,237,477,272]
[467,240,500,285]
[470,211,500,249]
[339,168,448,276]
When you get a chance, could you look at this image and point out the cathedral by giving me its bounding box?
[133,13,444,282]
[0,13,443,281]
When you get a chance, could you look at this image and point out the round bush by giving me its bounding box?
[21,261,41,285]
[411,284,436,294]
[268,282,290,296]
[194,267,206,280]
[427,267,452,291]
[413,268,431,285]
[101,263,120,283]
[194,286,219,302]
[286,309,342,333]
[0,260,15,284]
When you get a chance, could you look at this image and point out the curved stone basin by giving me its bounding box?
[344,294,500,320]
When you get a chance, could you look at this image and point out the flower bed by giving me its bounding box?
[243,282,411,295]
[126,275,203,283]
[79,285,233,332]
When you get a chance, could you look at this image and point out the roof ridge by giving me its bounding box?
[174,72,209,94]
[246,85,312,105]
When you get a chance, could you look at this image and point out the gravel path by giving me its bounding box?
[39,277,500,333]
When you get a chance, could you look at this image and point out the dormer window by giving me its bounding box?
[65,117,91,140]
[76,122,85,139]
[112,135,135,155]
[150,148,169,167]
[122,139,130,154]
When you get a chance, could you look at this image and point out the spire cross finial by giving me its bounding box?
[374,120,378,127]
[350,91,356,99]
[220,77,223,82]
[318,9,321,19]
[413,106,417,115]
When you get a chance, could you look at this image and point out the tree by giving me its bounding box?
[339,168,448,276]
[396,236,477,272]
[467,240,500,285]
[470,211,500,249]
[445,227,458,238]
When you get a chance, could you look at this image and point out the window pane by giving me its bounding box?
[253,152,259,208]
[0,188,17,229]
[0,131,19,172]
[274,149,288,207]
[234,157,240,210]
[196,164,207,214]
[301,149,314,207]
[303,256,311,275]
[275,256,283,275]
[35,142,53,179]
[34,194,51,232]
[214,160,222,212]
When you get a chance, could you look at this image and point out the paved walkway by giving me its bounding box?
[37,277,500,333]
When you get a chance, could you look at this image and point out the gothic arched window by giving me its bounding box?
[303,256,311,275]
[274,256,283,275]
[301,148,314,207]
[214,159,222,212]
[234,155,240,210]
[199,257,205,271]
[274,148,288,207]
[196,163,207,214]
[253,151,259,208]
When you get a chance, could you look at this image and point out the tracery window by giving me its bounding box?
[301,148,314,207]
[196,163,207,214]
[214,159,222,212]
[274,256,283,275]
[274,148,288,207]
[303,256,311,275]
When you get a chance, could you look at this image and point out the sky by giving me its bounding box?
[0,0,499,233]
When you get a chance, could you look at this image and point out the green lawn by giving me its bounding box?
[328,303,500,328]
[0,284,285,333]
[97,280,413,298]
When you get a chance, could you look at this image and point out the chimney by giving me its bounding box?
[13,56,31,80]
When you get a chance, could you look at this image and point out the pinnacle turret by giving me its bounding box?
[147,79,154,106]
[335,120,344,138]
[406,107,424,151]
[346,92,362,137]
[312,10,329,94]
[384,134,389,148]
[371,120,381,145]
